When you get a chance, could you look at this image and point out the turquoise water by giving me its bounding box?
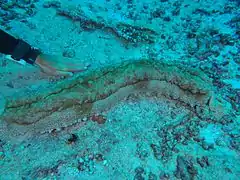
[0,0,240,179]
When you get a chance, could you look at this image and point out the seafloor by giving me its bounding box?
[0,0,240,179]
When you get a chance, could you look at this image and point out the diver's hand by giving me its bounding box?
[35,54,89,77]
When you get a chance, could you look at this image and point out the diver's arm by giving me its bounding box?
[0,29,41,64]
[0,29,88,76]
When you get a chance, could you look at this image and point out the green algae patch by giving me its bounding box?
[0,59,235,137]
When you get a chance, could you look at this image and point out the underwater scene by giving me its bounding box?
[0,0,240,179]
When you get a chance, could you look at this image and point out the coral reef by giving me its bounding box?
[0,0,37,28]
[0,0,239,178]
[55,4,158,46]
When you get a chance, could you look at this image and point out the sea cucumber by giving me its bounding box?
[0,59,235,138]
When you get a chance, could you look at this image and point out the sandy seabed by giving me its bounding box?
[0,0,240,179]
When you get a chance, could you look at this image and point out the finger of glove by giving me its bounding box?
[54,70,73,77]
[56,62,89,72]
[40,66,73,77]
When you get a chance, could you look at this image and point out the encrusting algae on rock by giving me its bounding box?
[0,59,235,138]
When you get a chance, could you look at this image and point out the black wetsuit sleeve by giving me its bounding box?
[0,29,19,55]
[0,29,41,64]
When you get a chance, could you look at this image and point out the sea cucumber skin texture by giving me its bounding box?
[0,59,234,137]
